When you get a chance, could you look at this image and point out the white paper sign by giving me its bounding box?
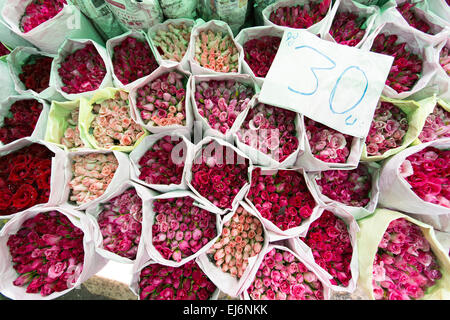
[259,29,394,138]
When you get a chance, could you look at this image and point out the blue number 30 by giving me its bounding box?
[288,46,368,126]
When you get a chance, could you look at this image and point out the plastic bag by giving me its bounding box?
[197,0,251,35]
[0,206,107,300]
[356,208,450,300]
[159,0,198,19]
[6,46,64,101]
[49,38,114,101]
[378,138,450,232]
[1,2,103,54]
[67,0,125,40]
[104,0,163,31]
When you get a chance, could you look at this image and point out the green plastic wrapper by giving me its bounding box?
[159,0,198,19]
[78,87,148,153]
[360,95,436,162]
[67,0,125,40]
[357,208,450,300]
[44,98,93,152]
[104,0,164,31]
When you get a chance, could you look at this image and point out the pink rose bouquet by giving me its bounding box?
[194,78,254,135]
[365,101,409,157]
[97,187,143,260]
[268,0,331,29]
[6,210,84,296]
[58,43,107,94]
[243,36,281,78]
[315,163,372,208]
[60,109,84,149]
[372,218,443,300]
[19,0,66,33]
[194,30,240,73]
[68,153,119,205]
[302,210,353,288]
[418,102,450,143]
[151,22,192,62]
[370,33,423,94]
[137,135,186,186]
[151,196,217,262]
[111,36,158,85]
[138,261,217,300]
[190,140,250,210]
[246,247,325,300]
[247,168,317,231]
[305,117,353,164]
[134,71,187,127]
[399,146,449,208]
[206,206,264,279]
[328,12,366,47]
[89,90,146,149]
[237,103,300,163]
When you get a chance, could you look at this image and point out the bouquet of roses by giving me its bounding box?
[129,67,190,132]
[107,31,159,87]
[192,75,256,139]
[308,162,380,219]
[0,141,61,217]
[60,108,84,150]
[246,167,320,238]
[378,139,450,232]
[136,260,217,300]
[80,89,147,151]
[190,20,242,75]
[366,25,426,96]
[236,101,301,167]
[65,150,129,210]
[357,209,450,300]
[298,207,359,292]
[149,19,193,66]
[145,192,220,265]
[86,181,152,263]
[129,131,193,192]
[19,0,67,33]
[417,100,450,143]
[186,137,251,213]
[0,97,49,146]
[244,245,329,300]
[263,0,334,34]
[51,39,112,99]
[396,1,445,36]
[0,207,106,299]
[17,54,52,94]
[196,202,267,297]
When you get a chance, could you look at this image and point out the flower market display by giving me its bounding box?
[0,0,449,303]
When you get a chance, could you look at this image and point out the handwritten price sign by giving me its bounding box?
[259,30,393,138]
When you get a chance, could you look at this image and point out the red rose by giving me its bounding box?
[11,184,38,209]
